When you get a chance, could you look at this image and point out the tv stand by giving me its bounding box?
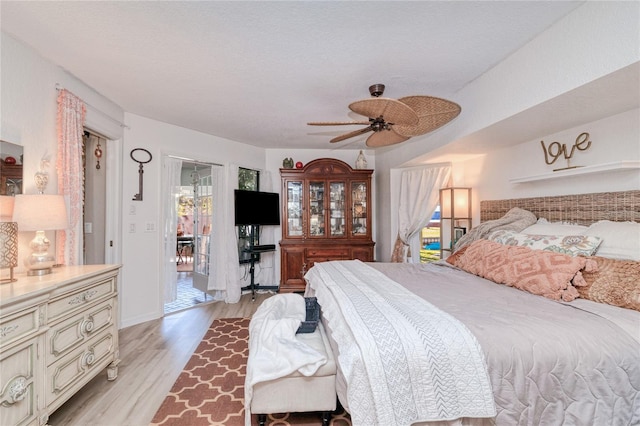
[241,227,278,300]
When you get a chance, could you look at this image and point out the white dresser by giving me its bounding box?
[0,265,121,426]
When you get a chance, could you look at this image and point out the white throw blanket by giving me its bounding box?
[306,260,496,426]
[244,293,327,426]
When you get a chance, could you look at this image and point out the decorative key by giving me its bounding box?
[130,148,152,201]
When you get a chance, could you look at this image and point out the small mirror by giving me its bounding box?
[0,141,23,195]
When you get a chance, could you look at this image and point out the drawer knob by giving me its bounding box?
[83,351,96,367]
[6,376,28,404]
[82,319,95,334]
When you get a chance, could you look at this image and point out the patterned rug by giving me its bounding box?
[150,317,351,426]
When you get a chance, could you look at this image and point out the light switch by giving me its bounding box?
[84,222,93,234]
[129,223,136,233]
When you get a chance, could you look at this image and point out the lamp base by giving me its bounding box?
[27,267,53,276]
[25,230,56,276]
[0,266,17,283]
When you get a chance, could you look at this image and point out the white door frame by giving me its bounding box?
[104,138,123,266]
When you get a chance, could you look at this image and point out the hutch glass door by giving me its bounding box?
[309,181,325,237]
[286,181,303,237]
[351,181,368,236]
[329,182,345,236]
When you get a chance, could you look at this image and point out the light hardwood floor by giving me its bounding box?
[47,292,274,426]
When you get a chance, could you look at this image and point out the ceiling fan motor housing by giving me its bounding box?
[369,84,385,97]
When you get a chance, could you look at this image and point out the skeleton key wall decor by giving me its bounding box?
[130,148,152,201]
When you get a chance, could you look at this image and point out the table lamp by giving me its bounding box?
[0,195,18,282]
[12,194,68,276]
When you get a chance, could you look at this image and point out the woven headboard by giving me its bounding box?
[480,190,640,225]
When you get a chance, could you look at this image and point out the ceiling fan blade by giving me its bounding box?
[307,121,370,126]
[330,126,373,143]
[349,98,419,126]
[365,129,410,148]
[394,96,461,137]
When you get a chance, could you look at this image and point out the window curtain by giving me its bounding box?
[391,165,451,263]
[208,165,277,303]
[207,165,231,297]
[204,164,241,303]
[56,89,86,266]
[161,157,182,303]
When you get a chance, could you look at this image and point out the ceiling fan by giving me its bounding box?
[308,84,461,147]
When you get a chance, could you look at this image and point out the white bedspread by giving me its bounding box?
[306,260,496,426]
[244,293,327,426]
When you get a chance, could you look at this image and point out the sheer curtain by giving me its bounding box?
[161,157,182,303]
[56,89,86,266]
[391,165,451,263]
[203,164,241,302]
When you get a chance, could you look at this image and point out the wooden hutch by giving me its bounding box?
[279,158,374,292]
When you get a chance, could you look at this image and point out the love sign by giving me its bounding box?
[540,132,591,170]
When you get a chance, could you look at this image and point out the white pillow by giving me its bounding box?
[521,218,588,236]
[583,220,640,261]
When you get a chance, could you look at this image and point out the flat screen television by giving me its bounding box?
[234,190,280,226]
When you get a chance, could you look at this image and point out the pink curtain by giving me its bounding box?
[56,89,86,266]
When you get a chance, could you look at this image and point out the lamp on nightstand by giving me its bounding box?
[12,194,68,276]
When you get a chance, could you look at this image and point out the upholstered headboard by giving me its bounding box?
[480,190,640,225]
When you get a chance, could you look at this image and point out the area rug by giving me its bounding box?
[150,317,351,426]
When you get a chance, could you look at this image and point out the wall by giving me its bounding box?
[374,2,640,260]
[120,113,266,327]
[458,108,640,223]
[0,32,124,275]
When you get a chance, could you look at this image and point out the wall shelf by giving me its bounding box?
[510,161,640,184]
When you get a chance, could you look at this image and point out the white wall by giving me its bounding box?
[120,113,266,327]
[374,2,640,260]
[458,108,640,224]
[0,32,124,275]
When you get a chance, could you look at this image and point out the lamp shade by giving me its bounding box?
[12,194,68,231]
[0,196,15,221]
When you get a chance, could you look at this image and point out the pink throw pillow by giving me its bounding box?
[451,240,595,302]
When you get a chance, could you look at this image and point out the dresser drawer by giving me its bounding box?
[47,297,115,365]
[46,328,116,408]
[0,341,39,426]
[306,248,349,258]
[0,306,40,349]
[48,277,116,322]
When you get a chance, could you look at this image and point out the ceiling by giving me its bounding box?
[1,1,584,150]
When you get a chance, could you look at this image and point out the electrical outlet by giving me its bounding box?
[145,222,156,232]
[129,223,136,233]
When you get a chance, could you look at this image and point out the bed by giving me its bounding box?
[304,190,640,426]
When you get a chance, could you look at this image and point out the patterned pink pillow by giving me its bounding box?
[451,240,595,302]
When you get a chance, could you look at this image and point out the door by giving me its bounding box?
[193,171,213,292]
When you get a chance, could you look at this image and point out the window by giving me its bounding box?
[238,168,260,264]
[420,207,441,263]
